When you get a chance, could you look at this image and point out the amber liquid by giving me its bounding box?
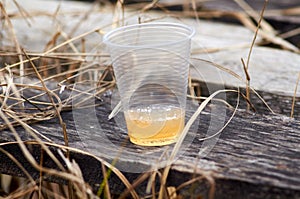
[125,106,185,146]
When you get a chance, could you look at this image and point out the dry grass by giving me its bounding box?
[0,0,299,198]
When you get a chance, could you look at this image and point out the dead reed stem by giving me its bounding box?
[158,89,239,199]
[234,0,274,33]
[191,57,274,114]
[0,146,35,184]
[0,2,24,86]
[241,58,251,111]
[243,0,269,111]
[161,9,299,52]
[22,49,69,150]
[291,72,300,118]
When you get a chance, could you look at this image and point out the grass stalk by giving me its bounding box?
[243,0,269,111]
[22,48,69,151]
[158,89,239,199]
[291,72,300,118]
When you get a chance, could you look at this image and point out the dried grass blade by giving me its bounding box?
[245,0,268,70]
[43,28,100,55]
[6,184,38,199]
[241,58,251,111]
[22,49,68,149]
[291,72,300,118]
[0,2,24,88]
[280,27,300,40]
[1,74,13,110]
[281,6,300,15]
[191,0,200,24]
[1,76,65,172]
[187,95,234,108]
[36,142,140,199]
[259,29,299,52]
[0,112,53,180]
[100,163,112,199]
[191,57,274,114]
[118,172,152,199]
[0,146,36,184]
[1,111,66,172]
[176,175,204,192]
[12,0,33,26]
[233,0,274,33]
[38,148,44,198]
[158,89,239,199]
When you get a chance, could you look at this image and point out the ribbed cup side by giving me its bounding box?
[104,23,194,111]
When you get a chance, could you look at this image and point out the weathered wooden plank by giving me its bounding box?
[191,47,300,97]
[0,89,300,198]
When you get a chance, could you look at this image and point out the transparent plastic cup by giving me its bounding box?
[103,22,195,146]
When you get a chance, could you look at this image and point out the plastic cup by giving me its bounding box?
[103,22,195,146]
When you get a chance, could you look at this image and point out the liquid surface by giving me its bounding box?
[125,106,185,146]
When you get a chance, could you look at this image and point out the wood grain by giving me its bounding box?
[0,89,299,198]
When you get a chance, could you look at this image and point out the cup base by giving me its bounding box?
[129,135,179,146]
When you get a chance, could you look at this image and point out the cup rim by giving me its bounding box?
[103,22,195,48]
